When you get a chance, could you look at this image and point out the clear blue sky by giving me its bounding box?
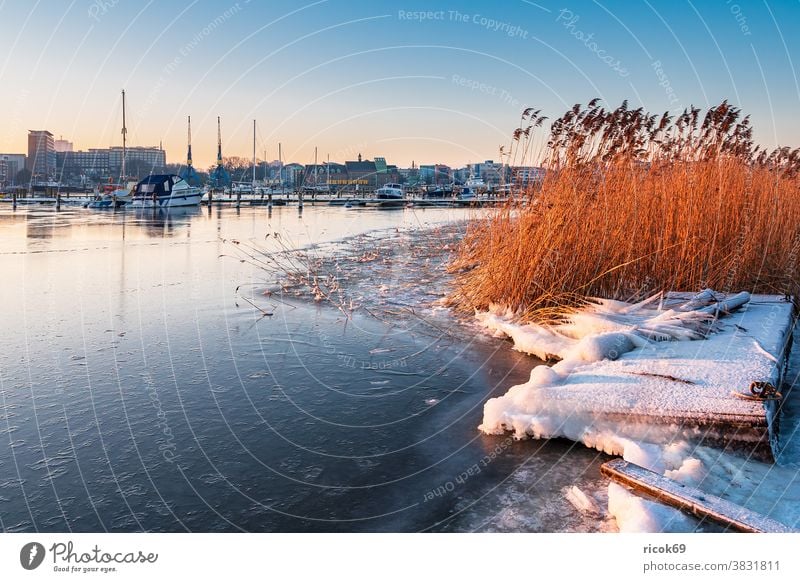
[1,0,798,168]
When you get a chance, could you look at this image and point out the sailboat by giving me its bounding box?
[86,90,133,209]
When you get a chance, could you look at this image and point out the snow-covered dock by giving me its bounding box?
[601,459,796,532]
[477,291,795,462]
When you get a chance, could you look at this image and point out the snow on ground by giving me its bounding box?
[476,291,800,531]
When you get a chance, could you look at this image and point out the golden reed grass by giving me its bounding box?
[450,100,800,320]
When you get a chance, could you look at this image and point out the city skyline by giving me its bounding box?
[1,1,799,168]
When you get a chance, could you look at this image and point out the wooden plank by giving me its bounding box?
[601,458,796,533]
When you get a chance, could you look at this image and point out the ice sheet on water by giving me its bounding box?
[234,222,471,337]
[564,485,601,517]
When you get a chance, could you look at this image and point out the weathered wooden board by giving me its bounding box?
[536,296,794,462]
[601,458,796,533]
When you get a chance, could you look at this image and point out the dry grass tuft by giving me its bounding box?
[450,100,800,320]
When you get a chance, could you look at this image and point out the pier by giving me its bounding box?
[601,458,797,533]
[199,192,510,209]
[479,293,796,462]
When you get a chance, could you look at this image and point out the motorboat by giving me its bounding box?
[465,174,486,191]
[376,183,404,199]
[130,174,202,208]
[85,183,133,209]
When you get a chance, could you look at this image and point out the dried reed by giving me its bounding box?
[450,100,800,320]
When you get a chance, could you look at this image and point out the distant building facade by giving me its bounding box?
[283,163,305,187]
[108,146,166,175]
[56,145,166,180]
[373,156,400,187]
[511,166,546,189]
[57,149,110,178]
[418,164,451,185]
[344,155,376,189]
[452,166,469,183]
[54,138,73,153]
[433,164,451,184]
[0,153,26,185]
[469,160,504,186]
[27,130,56,178]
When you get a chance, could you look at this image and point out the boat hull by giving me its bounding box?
[86,199,127,209]
[131,191,202,208]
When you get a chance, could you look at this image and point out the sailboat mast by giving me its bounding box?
[252,120,256,187]
[217,116,222,164]
[314,146,318,187]
[278,142,282,186]
[121,89,127,182]
[327,153,330,191]
[186,116,192,167]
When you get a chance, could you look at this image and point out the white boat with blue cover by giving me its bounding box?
[376,183,404,199]
[130,174,202,208]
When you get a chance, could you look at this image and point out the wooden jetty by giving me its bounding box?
[503,295,795,462]
[601,458,796,533]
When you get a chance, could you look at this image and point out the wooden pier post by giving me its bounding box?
[236,191,241,209]
[12,191,17,209]
[55,191,61,210]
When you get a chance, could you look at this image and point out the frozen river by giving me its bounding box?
[0,203,651,532]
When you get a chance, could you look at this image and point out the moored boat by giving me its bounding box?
[455,186,477,201]
[130,174,202,208]
[85,183,133,209]
[376,183,404,199]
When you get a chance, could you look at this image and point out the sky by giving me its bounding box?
[0,0,798,169]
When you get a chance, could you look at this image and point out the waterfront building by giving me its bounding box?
[511,166,546,189]
[283,163,305,187]
[301,164,325,187]
[0,153,26,180]
[0,153,26,185]
[399,161,421,186]
[55,145,167,181]
[54,138,73,153]
[419,165,436,184]
[27,130,56,178]
[452,166,469,183]
[373,157,400,187]
[418,164,450,184]
[344,154,376,189]
[56,149,110,179]
[468,160,504,186]
[433,164,451,184]
[108,145,166,176]
[314,162,347,189]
